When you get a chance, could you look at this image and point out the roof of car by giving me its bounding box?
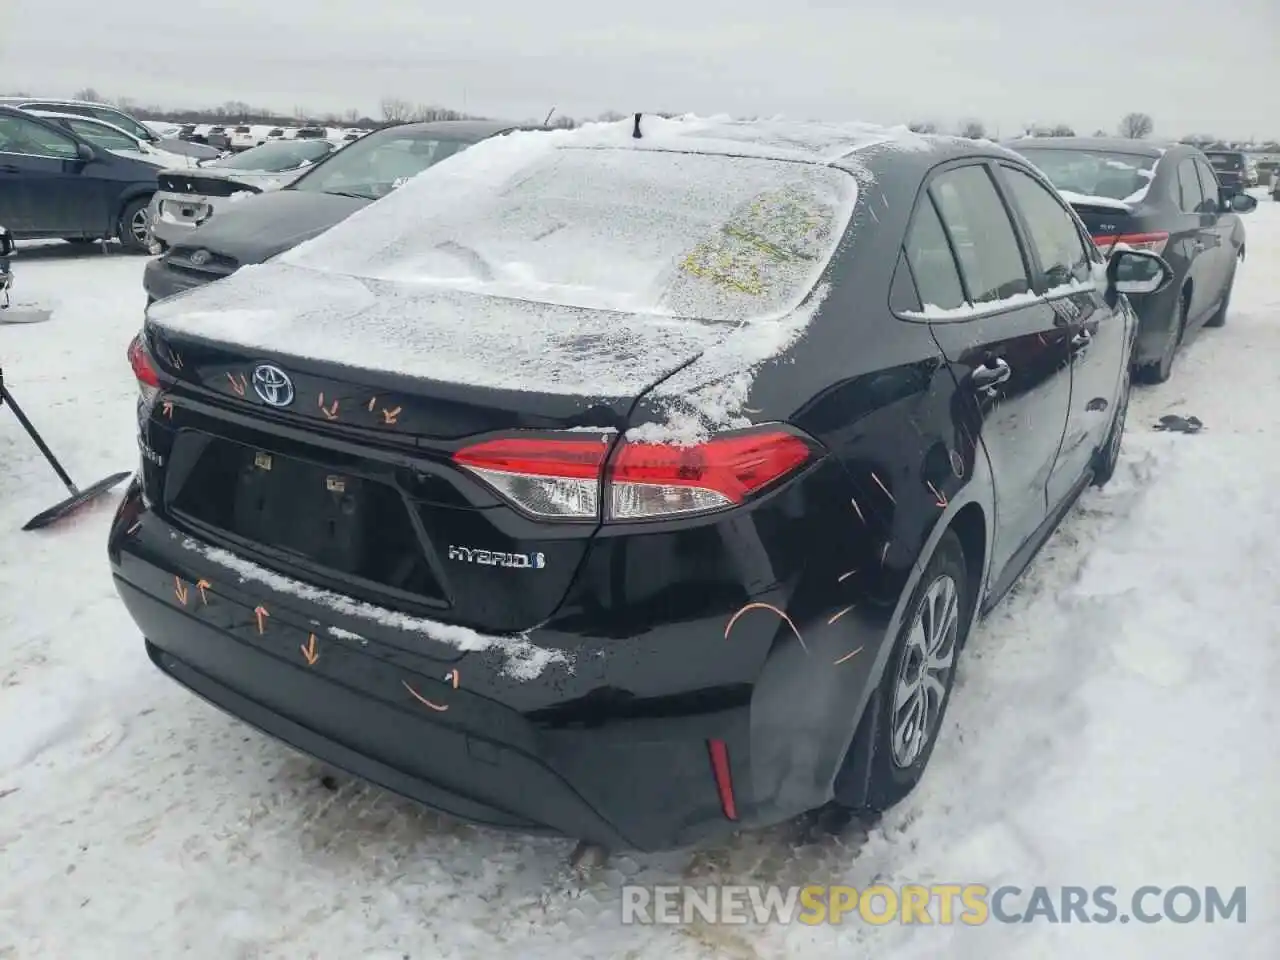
[0,96,121,109]
[378,119,530,138]
[1001,136,1173,157]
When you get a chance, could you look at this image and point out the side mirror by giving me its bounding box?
[1226,192,1258,214]
[1107,248,1174,298]
[75,142,96,162]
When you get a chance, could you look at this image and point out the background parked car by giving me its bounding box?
[144,119,533,302]
[26,110,197,170]
[146,138,338,248]
[0,106,158,252]
[0,97,221,161]
[121,121,1171,852]
[1201,148,1251,196]
[1007,137,1256,383]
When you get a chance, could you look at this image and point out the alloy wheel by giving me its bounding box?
[890,574,959,768]
[130,208,150,246]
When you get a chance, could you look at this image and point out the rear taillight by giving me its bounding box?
[1092,231,1169,256]
[127,333,160,403]
[452,427,816,522]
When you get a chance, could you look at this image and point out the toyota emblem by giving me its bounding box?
[188,249,211,266]
[251,364,295,407]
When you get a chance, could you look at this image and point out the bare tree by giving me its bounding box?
[1119,112,1154,139]
[907,121,937,134]
[1046,124,1075,137]
[74,87,106,102]
[380,97,413,123]
[959,119,987,139]
[595,110,627,122]
[1092,129,1109,136]
[343,108,361,124]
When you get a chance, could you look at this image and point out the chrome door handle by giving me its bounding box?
[972,358,1011,389]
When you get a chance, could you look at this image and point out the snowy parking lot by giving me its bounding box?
[1,196,1277,958]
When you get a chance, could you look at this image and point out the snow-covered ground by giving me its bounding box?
[1,200,1277,958]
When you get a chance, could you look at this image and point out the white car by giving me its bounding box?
[146,137,338,247]
[24,110,198,168]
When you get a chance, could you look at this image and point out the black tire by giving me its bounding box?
[117,197,152,254]
[1135,290,1186,385]
[851,530,970,814]
[1204,261,1236,329]
[1091,366,1130,487]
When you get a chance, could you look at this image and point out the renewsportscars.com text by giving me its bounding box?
[621,884,1247,926]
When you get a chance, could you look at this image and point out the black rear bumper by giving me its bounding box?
[108,498,795,852]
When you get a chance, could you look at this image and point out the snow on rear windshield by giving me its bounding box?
[1014,148,1158,202]
[281,145,858,322]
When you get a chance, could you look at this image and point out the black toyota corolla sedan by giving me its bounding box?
[109,118,1171,852]
[1006,137,1256,384]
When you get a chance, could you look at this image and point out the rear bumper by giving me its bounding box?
[143,256,220,302]
[108,473,882,851]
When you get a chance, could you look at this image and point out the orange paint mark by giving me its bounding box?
[838,569,857,583]
[161,400,173,419]
[926,480,948,508]
[318,394,339,420]
[367,396,378,412]
[850,497,865,524]
[196,579,211,604]
[444,669,460,689]
[724,601,809,654]
[173,577,189,606]
[833,646,864,666]
[254,605,269,634]
[827,605,855,626]
[402,680,449,712]
[226,372,247,396]
[871,472,896,505]
[380,406,402,425]
[300,634,319,666]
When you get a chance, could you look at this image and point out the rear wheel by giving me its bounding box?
[842,530,970,814]
[117,197,152,254]
[1204,261,1236,328]
[1136,290,1186,385]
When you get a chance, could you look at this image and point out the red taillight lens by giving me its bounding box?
[453,435,610,520]
[607,430,813,520]
[1092,231,1169,256]
[451,427,815,522]
[127,333,160,402]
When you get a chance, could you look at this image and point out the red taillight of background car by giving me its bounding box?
[1092,230,1170,256]
[127,333,160,404]
[452,427,816,522]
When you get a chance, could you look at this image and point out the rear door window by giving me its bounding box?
[1176,159,1204,213]
[999,165,1094,288]
[1195,160,1221,212]
[903,196,965,311]
[929,165,1032,305]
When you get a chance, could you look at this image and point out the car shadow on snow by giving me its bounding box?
[11,240,145,262]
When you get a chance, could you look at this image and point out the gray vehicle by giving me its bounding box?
[146,138,338,248]
[0,98,221,161]
[143,119,532,303]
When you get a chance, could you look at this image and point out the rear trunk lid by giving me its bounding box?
[1058,193,1166,255]
[143,262,728,637]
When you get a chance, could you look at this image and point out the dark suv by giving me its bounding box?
[1202,149,1250,196]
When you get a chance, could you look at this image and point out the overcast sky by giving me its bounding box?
[4,0,1277,138]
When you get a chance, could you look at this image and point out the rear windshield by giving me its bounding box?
[1013,147,1158,201]
[234,125,251,133]
[1205,152,1244,171]
[211,138,331,171]
[284,146,857,322]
